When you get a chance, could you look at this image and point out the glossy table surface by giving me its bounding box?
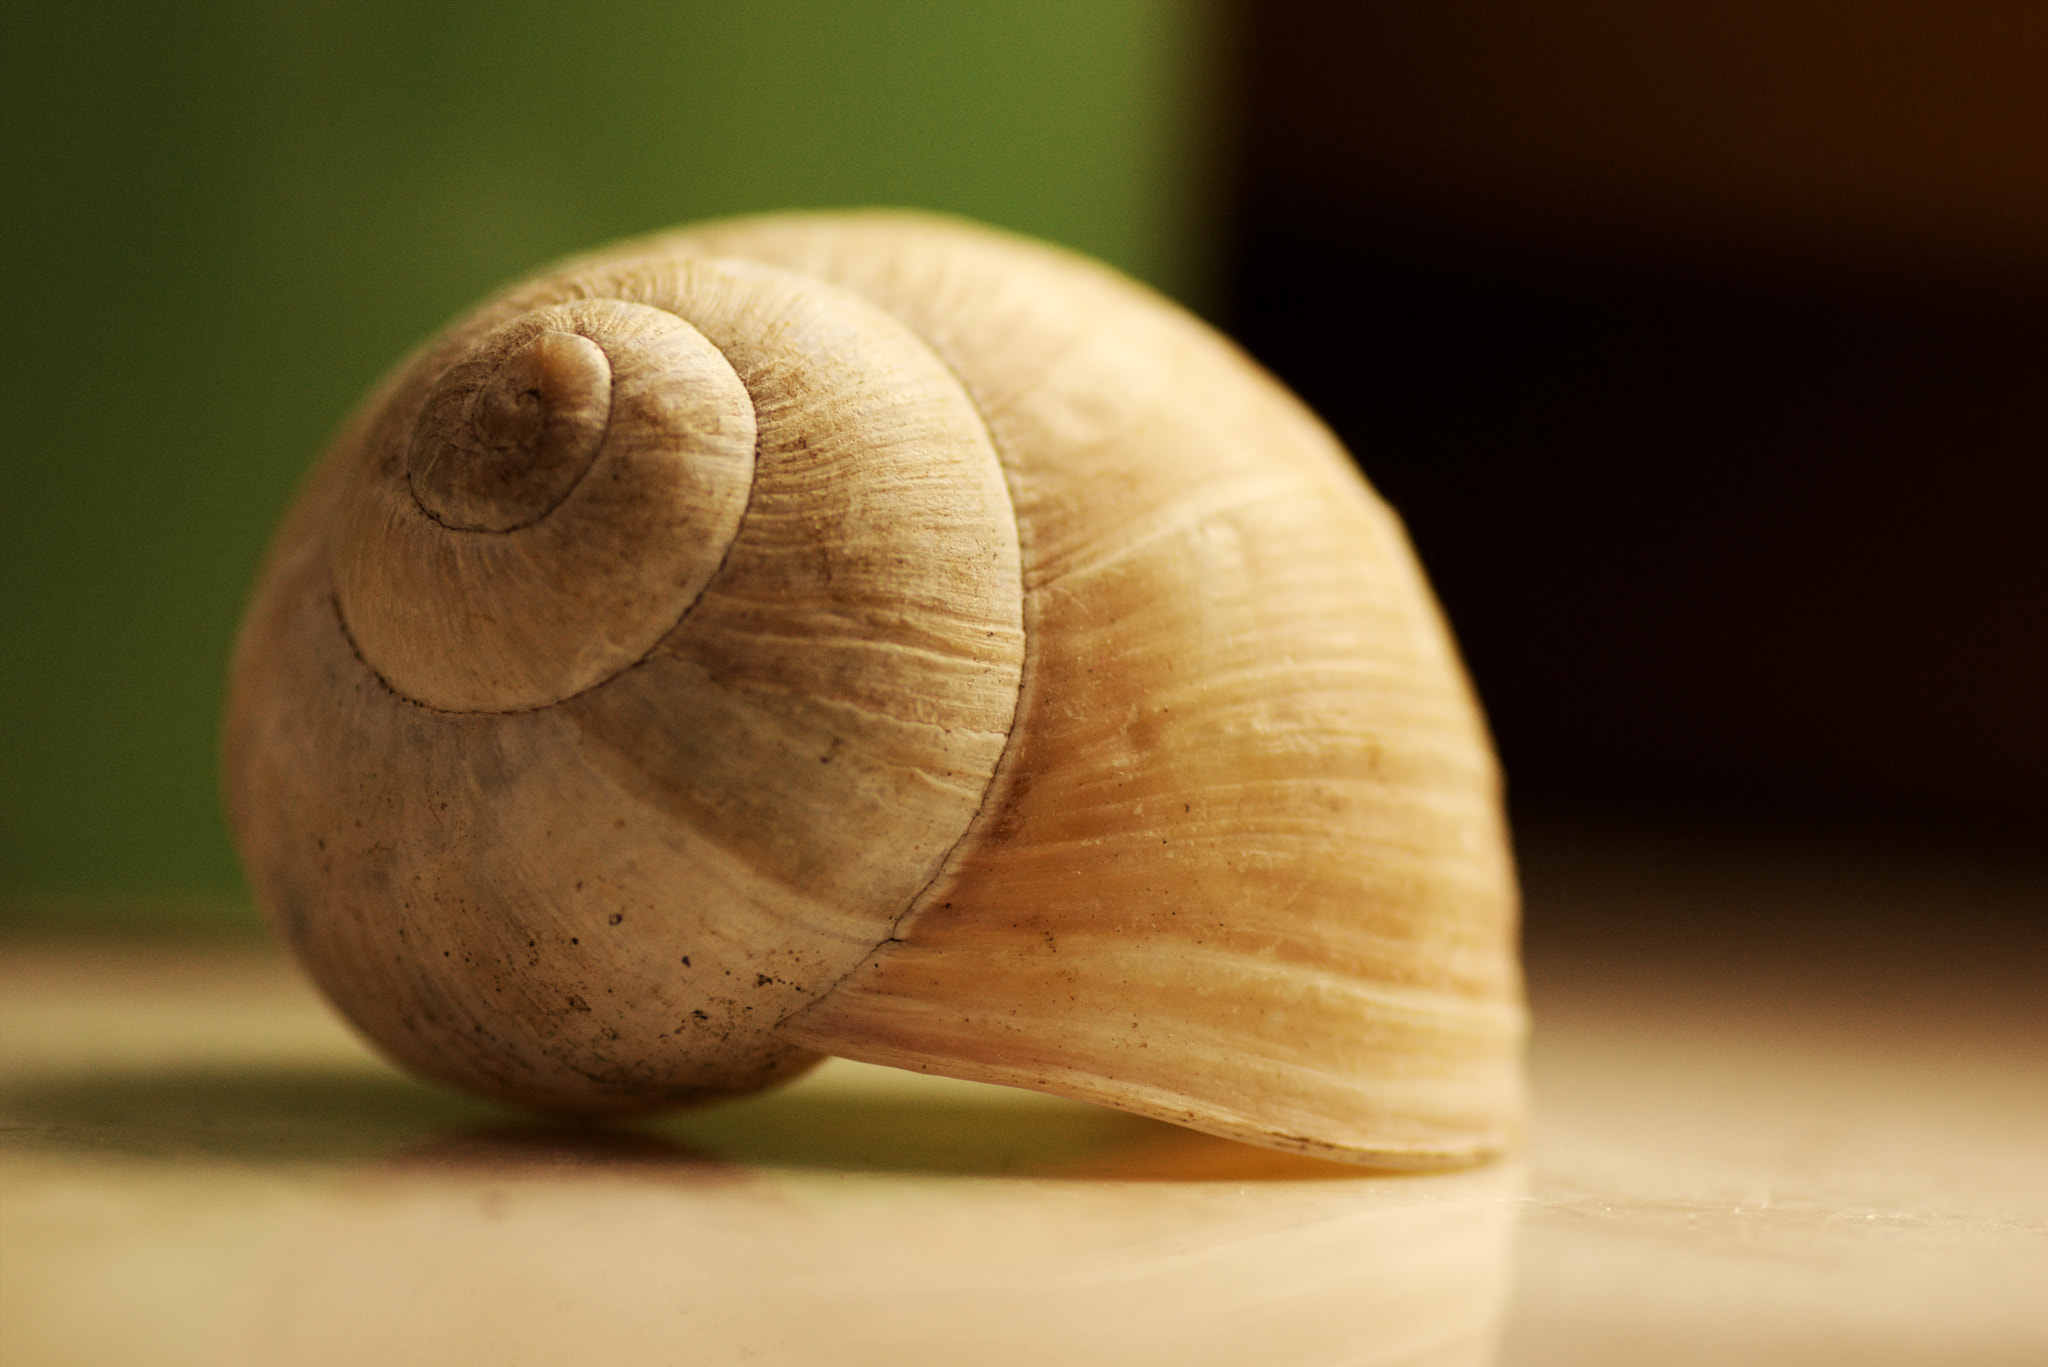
[4,819,2043,1365]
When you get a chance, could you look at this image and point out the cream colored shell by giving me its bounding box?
[224,211,1524,1166]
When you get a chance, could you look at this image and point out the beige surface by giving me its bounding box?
[4,827,2043,1365]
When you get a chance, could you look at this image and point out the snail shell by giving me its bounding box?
[224,211,1523,1166]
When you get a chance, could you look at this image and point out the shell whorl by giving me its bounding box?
[335,301,756,712]
[234,250,1026,1109]
[225,212,1525,1164]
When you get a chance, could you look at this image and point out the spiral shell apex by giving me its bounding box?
[224,211,1524,1166]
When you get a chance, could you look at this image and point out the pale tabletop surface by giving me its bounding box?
[4,817,2043,1366]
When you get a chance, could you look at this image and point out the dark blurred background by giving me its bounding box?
[3,0,2042,934]
[1231,1,2047,851]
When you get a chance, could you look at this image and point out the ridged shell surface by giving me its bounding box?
[224,211,1523,1165]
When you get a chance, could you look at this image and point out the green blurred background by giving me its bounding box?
[7,1,2045,938]
[0,0,1230,928]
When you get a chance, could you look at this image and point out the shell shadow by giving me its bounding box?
[1,1062,1381,1182]
[653,1086,1385,1182]
[0,1064,507,1166]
